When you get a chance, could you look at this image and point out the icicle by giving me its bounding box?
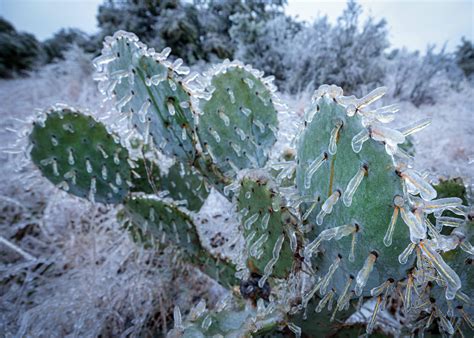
[218,110,230,126]
[320,255,341,295]
[210,129,221,143]
[116,93,133,110]
[64,170,76,185]
[419,241,461,300]
[404,272,414,311]
[181,126,187,141]
[201,315,212,331]
[286,226,297,253]
[304,152,327,189]
[302,200,318,221]
[258,234,284,288]
[168,79,177,91]
[422,198,463,214]
[436,306,455,334]
[86,159,93,174]
[115,172,122,186]
[287,323,301,338]
[356,87,387,109]
[241,77,255,90]
[253,119,265,133]
[366,295,382,334]
[173,306,183,330]
[400,169,437,201]
[398,118,431,136]
[250,234,269,258]
[460,240,474,255]
[96,145,109,159]
[400,206,426,243]
[363,104,399,123]
[354,252,378,296]
[399,242,415,264]
[384,195,404,246]
[230,142,241,156]
[370,279,392,297]
[113,151,120,165]
[240,107,251,117]
[138,100,150,122]
[235,127,246,141]
[315,289,334,313]
[328,120,343,155]
[101,165,108,180]
[167,100,176,116]
[261,213,270,230]
[304,223,356,258]
[67,149,75,165]
[227,88,236,104]
[57,181,69,191]
[330,276,353,321]
[316,190,341,225]
[436,216,464,228]
[245,191,251,199]
[370,123,405,145]
[88,177,97,203]
[50,136,58,146]
[223,180,240,196]
[349,228,358,262]
[342,165,367,207]
[244,213,259,230]
[351,129,369,153]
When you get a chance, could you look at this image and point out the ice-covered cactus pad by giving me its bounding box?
[197,61,281,180]
[93,31,200,162]
[29,106,131,204]
[294,85,472,334]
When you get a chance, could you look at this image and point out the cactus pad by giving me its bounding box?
[197,63,279,180]
[132,158,209,212]
[236,171,295,281]
[94,31,199,162]
[29,107,130,204]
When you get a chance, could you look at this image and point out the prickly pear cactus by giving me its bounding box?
[24,30,472,337]
[29,106,131,204]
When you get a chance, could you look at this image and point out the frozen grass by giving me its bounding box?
[0,48,472,336]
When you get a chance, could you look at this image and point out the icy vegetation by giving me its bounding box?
[0,1,473,337]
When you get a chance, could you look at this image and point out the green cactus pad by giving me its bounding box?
[132,158,209,212]
[296,95,412,296]
[237,171,295,279]
[124,195,237,287]
[168,298,281,338]
[94,31,198,162]
[198,63,279,180]
[29,107,130,204]
[124,195,201,255]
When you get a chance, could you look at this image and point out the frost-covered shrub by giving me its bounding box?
[456,38,474,78]
[0,17,44,78]
[42,28,96,63]
[386,46,456,107]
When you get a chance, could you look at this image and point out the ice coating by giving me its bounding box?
[342,165,367,207]
[354,252,377,296]
[304,151,327,189]
[328,120,343,155]
[304,223,356,258]
[400,206,427,243]
[316,190,341,225]
[419,241,461,300]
